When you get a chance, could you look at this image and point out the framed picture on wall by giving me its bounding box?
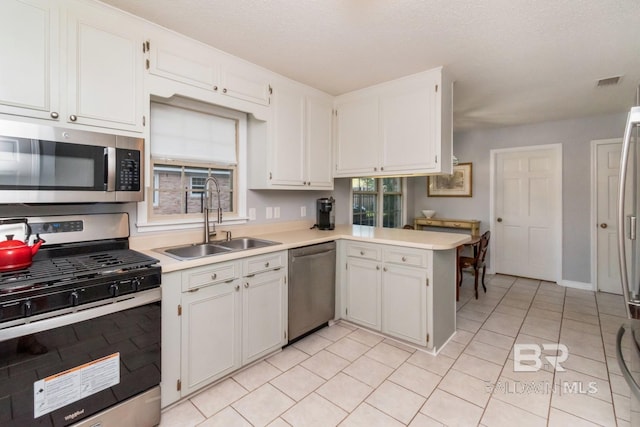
[427,162,473,197]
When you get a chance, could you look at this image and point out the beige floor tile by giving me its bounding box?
[342,355,394,388]
[266,418,291,427]
[490,374,552,418]
[494,304,528,318]
[562,353,608,380]
[419,389,484,426]
[232,383,295,427]
[267,346,310,371]
[551,389,616,426]
[482,312,524,337]
[450,329,475,345]
[406,350,455,376]
[281,392,347,427]
[346,328,384,347]
[438,340,465,359]
[607,356,622,376]
[456,316,483,333]
[191,378,248,417]
[439,368,492,408]
[473,329,515,350]
[300,350,350,380]
[382,338,418,353]
[465,339,510,365]
[481,398,546,427]
[407,413,445,426]
[554,369,611,403]
[365,380,426,424]
[610,372,631,397]
[325,337,371,362]
[160,401,205,427]
[316,372,373,412]
[452,353,503,383]
[270,365,325,401]
[232,361,281,391]
[547,407,601,426]
[527,307,563,321]
[340,402,405,427]
[563,310,600,326]
[365,341,411,369]
[198,407,252,427]
[293,333,333,355]
[520,316,561,341]
[316,324,353,342]
[457,307,491,323]
[388,362,442,398]
[562,318,602,336]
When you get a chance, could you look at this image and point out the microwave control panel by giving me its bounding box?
[116,149,141,191]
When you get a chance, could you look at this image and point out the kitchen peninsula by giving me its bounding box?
[133,224,469,407]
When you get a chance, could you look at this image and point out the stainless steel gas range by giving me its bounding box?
[0,213,161,427]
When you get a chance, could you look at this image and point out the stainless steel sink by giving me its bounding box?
[157,237,280,260]
[216,237,280,251]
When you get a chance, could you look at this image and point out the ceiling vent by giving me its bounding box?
[597,76,622,87]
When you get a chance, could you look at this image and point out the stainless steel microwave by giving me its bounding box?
[0,120,144,203]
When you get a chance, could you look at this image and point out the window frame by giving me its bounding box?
[351,177,407,228]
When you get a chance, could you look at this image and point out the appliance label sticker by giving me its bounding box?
[33,352,120,418]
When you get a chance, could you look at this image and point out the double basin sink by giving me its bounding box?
[157,237,281,260]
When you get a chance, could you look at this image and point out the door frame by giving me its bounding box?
[590,138,622,292]
[489,143,563,282]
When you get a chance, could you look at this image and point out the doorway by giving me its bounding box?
[490,144,562,282]
[591,138,623,294]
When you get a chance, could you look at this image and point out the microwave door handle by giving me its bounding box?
[105,147,116,191]
[618,107,640,319]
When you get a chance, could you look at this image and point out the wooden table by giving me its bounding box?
[414,217,481,237]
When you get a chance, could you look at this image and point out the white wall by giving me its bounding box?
[409,111,628,283]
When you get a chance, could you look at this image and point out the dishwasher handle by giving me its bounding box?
[290,248,336,264]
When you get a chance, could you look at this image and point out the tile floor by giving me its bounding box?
[160,274,632,426]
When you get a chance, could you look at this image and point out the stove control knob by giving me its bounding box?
[109,283,120,297]
[132,278,141,291]
[23,300,33,317]
[70,291,80,306]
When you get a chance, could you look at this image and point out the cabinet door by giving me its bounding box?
[181,281,242,396]
[382,265,428,346]
[335,97,380,176]
[0,0,59,121]
[270,83,305,186]
[220,60,271,106]
[380,81,437,173]
[66,1,143,131]
[345,257,381,330]
[242,270,286,364]
[306,94,334,189]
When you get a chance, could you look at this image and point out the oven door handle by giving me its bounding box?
[617,324,640,402]
[0,288,160,341]
[105,147,116,192]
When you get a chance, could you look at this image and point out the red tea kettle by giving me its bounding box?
[0,218,45,272]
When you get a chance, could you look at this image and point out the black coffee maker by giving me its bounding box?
[315,197,335,230]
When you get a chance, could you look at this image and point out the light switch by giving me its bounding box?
[266,207,273,219]
[301,206,306,217]
[274,207,280,219]
[248,208,256,221]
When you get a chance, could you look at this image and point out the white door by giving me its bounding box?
[594,140,623,294]
[492,145,562,282]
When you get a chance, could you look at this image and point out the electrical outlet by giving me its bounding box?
[301,206,306,217]
[274,207,280,219]
[248,208,256,221]
[266,207,273,219]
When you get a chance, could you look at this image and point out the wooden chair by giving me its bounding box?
[403,224,415,230]
[458,230,490,299]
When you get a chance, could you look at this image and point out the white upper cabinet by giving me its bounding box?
[220,60,271,106]
[334,67,452,177]
[249,78,333,190]
[65,0,144,131]
[0,0,59,121]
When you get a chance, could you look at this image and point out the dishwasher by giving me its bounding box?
[288,241,336,342]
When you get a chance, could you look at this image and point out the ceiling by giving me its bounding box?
[101,0,640,130]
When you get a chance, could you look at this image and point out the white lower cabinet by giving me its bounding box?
[345,257,381,330]
[162,251,287,406]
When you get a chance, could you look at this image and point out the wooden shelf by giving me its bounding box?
[414,217,480,237]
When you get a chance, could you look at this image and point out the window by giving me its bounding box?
[352,177,405,228]
[144,98,245,225]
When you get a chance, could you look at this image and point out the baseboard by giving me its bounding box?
[560,280,594,291]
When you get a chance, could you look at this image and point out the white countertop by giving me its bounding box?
[142,224,471,273]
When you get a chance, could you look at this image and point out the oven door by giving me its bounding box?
[0,289,160,427]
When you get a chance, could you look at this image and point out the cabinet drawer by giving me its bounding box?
[244,251,286,276]
[182,261,239,291]
[383,246,429,268]
[346,243,381,260]
[442,221,471,230]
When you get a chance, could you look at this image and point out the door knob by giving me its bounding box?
[497,218,503,223]
[600,223,608,229]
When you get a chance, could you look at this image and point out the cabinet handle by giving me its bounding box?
[265,262,270,268]
[497,218,503,223]
[376,265,380,270]
[308,182,311,186]
[453,223,461,227]
[69,114,77,122]
[381,167,384,171]
[401,256,407,262]
[225,279,234,284]
[374,167,377,171]
[188,288,200,293]
[360,250,365,255]
[303,181,307,185]
[383,267,387,272]
[213,85,218,91]
[211,273,217,280]
[50,111,59,119]
[235,284,240,291]
[223,88,227,93]
[244,282,249,288]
